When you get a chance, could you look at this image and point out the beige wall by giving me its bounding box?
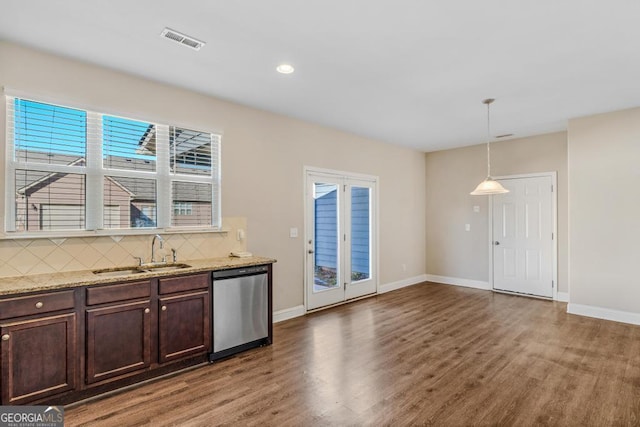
[568,107,640,312]
[425,132,568,293]
[0,42,427,311]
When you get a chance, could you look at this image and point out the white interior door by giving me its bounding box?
[492,175,554,298]
[305,170,377,310]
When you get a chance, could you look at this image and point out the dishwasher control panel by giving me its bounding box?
[213,265,269,280]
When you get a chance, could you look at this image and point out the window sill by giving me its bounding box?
[0,227,228,241]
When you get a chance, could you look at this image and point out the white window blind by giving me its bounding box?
[5,95,222,234]
[104,176,157,229]
[170,126,212,176]
[15,169,86,232]
[13,99,87,165]
[171,182,212,227]
[103,115,157,171]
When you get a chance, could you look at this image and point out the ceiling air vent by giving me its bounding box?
[160,28,206,51]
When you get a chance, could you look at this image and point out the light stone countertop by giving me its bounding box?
[0,256,276,296]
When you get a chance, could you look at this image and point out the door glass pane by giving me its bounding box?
[314,183,339,292]
[351,186,370,282]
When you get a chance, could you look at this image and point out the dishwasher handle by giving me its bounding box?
[213,265,269,280]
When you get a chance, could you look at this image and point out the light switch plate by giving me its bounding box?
[290,227,298,238]
[473,205,480,213]
[465,224,471,231]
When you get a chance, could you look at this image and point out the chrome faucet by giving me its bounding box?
[151,234,165,264]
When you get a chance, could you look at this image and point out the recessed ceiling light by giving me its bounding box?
[276,64,295,74]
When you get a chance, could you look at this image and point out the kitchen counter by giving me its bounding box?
[0,256,276,296]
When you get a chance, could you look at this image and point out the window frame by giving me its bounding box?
[4,95,222,237]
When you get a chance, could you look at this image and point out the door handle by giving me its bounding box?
[494,241,500,246]
[308,249,314,254]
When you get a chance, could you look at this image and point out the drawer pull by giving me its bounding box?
[162,306,167,311]
[2,334,9,341]
[144,308,150,314]
[35,302,44,309]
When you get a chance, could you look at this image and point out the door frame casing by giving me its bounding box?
[303,166,380,313]
[488,172,559,300]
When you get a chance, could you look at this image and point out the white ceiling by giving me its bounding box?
[2,0,640,152]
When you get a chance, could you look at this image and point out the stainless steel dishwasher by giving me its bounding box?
[210,265,270,361]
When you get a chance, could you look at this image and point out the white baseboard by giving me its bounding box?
[378,274,428,294]
[567,303,640,326]
[273,305,305,323]
[424,274,491,291]
[275,276,428,322]
[556,292,569,302]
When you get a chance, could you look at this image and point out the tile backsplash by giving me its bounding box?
[0,217,247,278]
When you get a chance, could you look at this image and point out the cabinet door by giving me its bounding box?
[86,301,151,384]
[1,313,77,405]
[158,291,210,363]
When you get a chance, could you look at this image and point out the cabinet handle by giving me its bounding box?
[2,334,9,341]
[35,301,44,309]
[144,308,150,314]
[162,306,167,311]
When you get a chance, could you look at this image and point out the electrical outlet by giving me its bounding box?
[465,224,471,232]
[290,227,298,238]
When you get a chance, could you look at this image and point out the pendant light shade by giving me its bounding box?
[470,178,509,195]
[470,98,509,196]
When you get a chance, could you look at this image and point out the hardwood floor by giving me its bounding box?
[65,282,640,426]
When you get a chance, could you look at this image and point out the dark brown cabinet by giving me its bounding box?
[85,300,152,384]
[85,274,209,384]
[84,280,152,385]
[158,273,210,364]
[0,312,77,405]
[0,263,272,405]
[158,291,210,363]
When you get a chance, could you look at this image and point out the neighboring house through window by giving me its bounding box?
[5,96,221,233]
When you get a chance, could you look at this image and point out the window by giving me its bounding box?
[173,202,192,216]
[5,96,221,233]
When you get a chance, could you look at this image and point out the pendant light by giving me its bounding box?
[470,98,509,195]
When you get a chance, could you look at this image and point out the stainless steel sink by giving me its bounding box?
[139,263,191,273]
[93,263,191,277]
[92,267,146,277]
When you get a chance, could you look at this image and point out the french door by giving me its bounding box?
[305,170,377,310]
[492,175,555,298]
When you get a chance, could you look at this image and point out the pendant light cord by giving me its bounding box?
[485,99,494,178]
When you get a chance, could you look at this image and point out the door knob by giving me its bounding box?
[308,249,314,254]
[494,241,500,246]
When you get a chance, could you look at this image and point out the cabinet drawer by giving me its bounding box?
[86,281,150,306]
[158,274,209,295]
[0,290,75,320]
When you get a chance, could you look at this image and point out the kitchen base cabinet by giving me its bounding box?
[158,291,210,363]
[0,313,77,405]
[0,262,273,405]
[85,301,152,384]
